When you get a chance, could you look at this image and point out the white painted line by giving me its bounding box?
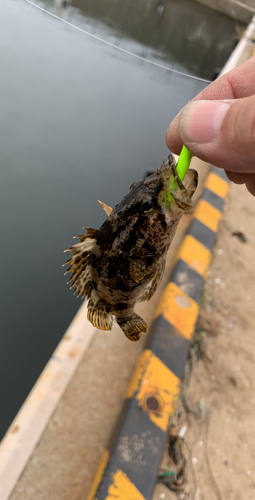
[245,14,255,38]
[0,300,96,500]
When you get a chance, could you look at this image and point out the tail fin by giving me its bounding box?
[116,313,147,341]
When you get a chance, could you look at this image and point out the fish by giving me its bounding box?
[63,154,198,341]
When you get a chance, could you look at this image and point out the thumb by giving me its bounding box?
[177,96,255,173]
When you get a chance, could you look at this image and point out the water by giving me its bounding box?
[0,0,240,439]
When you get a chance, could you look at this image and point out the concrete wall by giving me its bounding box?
[193,0,255,23]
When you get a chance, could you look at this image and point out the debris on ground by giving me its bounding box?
[158,404,188,492]
[231,229,247,242]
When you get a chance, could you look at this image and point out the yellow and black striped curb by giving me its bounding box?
[86,167,230,500]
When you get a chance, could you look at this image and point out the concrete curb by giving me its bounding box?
[86,168,230,500]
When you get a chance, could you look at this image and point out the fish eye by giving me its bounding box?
[142,198,157,212]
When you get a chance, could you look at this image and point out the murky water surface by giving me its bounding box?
[0,0,240,438]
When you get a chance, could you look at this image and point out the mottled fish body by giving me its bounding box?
[64,155,197,341]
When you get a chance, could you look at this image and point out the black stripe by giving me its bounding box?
[211,166,230,182]
[202,187,224,211]
[145,316,191,380]
[96,397,166,500]
[171,259,205,303]
[189,218,217,250]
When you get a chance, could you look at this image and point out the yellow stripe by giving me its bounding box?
[155,282,199,340]
[105,469,146,500]
[135,351,180,431]
[193,199,222,232]
[127,350,180,431]
[86,450,109,500]
[205,172,229,198]
[126,350,151,399]
[177,234,212,277]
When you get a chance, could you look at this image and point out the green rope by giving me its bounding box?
[165,146,193,207]
[159,470,175,478]
[176,145,193,181]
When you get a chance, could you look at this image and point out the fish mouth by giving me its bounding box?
[144,154,198,212]
[172,161,198,199]
[161,155,198,212]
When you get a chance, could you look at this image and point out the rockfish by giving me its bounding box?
[64,155,197,341]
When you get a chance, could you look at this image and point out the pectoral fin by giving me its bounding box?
[138,261,165,302]
[63,227,98,298]
[129,258,159,284]
[129,261,148,283]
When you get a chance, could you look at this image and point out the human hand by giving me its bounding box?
[165,56,255,196]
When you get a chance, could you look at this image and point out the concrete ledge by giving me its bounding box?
[0,301,96,500]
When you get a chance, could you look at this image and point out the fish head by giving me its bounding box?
[143,153,198,217]
[109,154,198,263]
[123,154,197,235]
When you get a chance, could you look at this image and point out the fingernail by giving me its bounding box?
[180,100,230,143]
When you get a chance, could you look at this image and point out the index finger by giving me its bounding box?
[166,55,255,154]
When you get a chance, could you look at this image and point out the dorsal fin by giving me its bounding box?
[63,228,98,298]
[98,200,113,217]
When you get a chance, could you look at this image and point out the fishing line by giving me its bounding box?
[25,0,211,84]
